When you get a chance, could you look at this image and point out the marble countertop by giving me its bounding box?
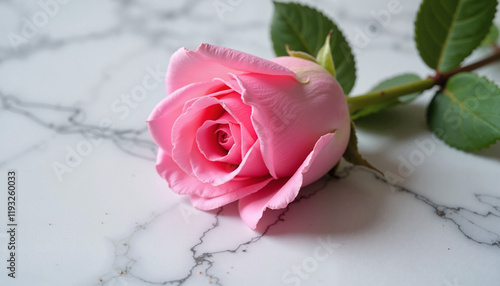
[1,0,499,285]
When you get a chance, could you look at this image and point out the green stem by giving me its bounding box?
[347,46,500,114]
[347,77,435,113]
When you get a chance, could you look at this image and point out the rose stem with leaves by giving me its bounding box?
[347,45,500,114]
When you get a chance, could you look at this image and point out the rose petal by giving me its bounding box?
[189,176,274,210]
[186,90,256,157]
[216,91,257,154]
[236,62,349,178]
[196,120,241,164]
[196,122,231,159]
[166,43,297,94]
[171,97,225,175]
[237,179,287,229]
[156,148,270,199]
[171,92,269,186]
[147,80,232,155]
[238,132,340,229]
[191,139,268,186]
[216,124,234,150]
[234,139,269,178]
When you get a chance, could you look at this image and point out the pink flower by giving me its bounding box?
[147,43,350,229]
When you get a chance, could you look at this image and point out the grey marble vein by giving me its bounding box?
[0,92,157,163]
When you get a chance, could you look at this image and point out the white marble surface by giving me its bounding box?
[1,0,499,285]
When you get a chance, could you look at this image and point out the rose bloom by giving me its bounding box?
[148,43,350,229]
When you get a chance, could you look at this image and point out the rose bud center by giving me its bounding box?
[216,124,234,151]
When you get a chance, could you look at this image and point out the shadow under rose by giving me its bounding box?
[250,166,389,236]
[354,102,429,141]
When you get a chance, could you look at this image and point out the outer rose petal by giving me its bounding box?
[166,43,297,94]
[237,58,349,178]
[189,176,274,210]
[238,132,344,229]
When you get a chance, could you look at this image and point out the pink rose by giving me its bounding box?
[147,43,350,229]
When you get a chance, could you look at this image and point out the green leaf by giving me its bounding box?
[316,32,336,77]
[481,24,499,47]
[351,74,422,120]
[415,0,497,72]
[271,1,356,94]
[427,72,500,151]
[342,122,382,174]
